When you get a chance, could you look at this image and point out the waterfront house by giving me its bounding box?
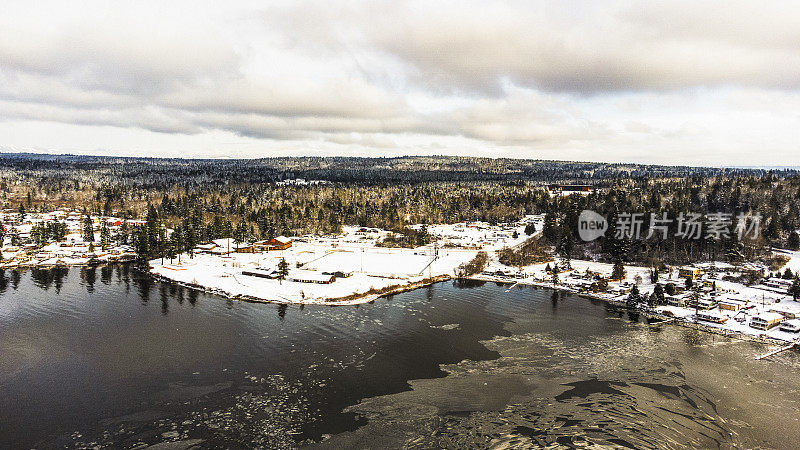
[289,271,336,284]
[779,320,800,333]
[685,297,715,310]
[750,312,784,330]
[696,311,728,323]
[665,295,687,307]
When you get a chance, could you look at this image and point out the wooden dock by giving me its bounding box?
[755,340,799,360]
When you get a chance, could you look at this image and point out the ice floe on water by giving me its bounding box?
[430,323,460,330]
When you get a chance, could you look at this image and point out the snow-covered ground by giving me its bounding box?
[149,242,478,305]
[149,218,543,305]
[477,254,800,343]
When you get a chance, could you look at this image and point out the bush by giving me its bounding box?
[497,237,551,267]
[456,251,489,277]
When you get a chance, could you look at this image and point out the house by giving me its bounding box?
[289,271,335,284]
[718,299,744,311]
[665,295,686,307]
[194,242,218,254]
[768,307,797,320]
[678,267,702,280]
[323,271,352,278]
[233,242,254,253]
[779,320,800,333]
[254,236,292,252]
[242,268,279,279]
[750,312,784,330]
[207,239,249,255]
[686,297,715,310]
[548,184,594,193]
[696,311,728,323]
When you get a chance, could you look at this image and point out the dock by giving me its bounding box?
[755,340,799,360]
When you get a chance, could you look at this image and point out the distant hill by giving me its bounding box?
[0,152,788,186]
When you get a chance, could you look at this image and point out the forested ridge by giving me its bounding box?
[2,153,799,267]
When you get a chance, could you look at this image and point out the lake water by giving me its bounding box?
[2,266,800,448]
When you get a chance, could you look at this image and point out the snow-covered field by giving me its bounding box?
[149,218,541,305]
[149,242,478,305]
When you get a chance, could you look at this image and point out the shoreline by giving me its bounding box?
[12,259,789,349]
[470,274,794,347]
[146,266,795,350]
[149,270,453,306]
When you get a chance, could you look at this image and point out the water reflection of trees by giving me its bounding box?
[187,289,198,306]
[133,273,153,304]
[11,270,20,290]
[452,279,486,289]
[0,269,8,293]
[278,303,288,320]
[100,265,113,284]
[53,268,68,293]
[81,267,97,293]
[160,282,169,315]
[31,268,51,290]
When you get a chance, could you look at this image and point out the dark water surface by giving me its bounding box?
[1,267,800,448]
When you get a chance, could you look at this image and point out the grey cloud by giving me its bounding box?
[0,21,240,97]
[261,1,800,94]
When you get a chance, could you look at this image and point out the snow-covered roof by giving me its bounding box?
[289,271,335,283]
[754,312,784,322]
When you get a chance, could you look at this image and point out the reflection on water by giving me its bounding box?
[1,266,800,448]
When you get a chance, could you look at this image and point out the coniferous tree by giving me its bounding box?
[611,260,625,281]
[788,231,800,251]
[789,277,800,301]
[100,221,111,251]
[277,257,290,284]
[83,216,95,242]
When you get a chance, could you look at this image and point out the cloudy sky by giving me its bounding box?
[1,0,800,166]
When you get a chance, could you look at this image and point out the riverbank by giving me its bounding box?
[471,273,796,347]
[150,270,453,306]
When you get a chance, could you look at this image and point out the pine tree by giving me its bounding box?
[9,227,20,246]
[626,284,641,308]
[788,232,800,251]
[277,258,290,284]
[83,215,95,242]
[611,260,625,281]
[653,283,664,304]
[789,277,800,301]
[100,221,111,251]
